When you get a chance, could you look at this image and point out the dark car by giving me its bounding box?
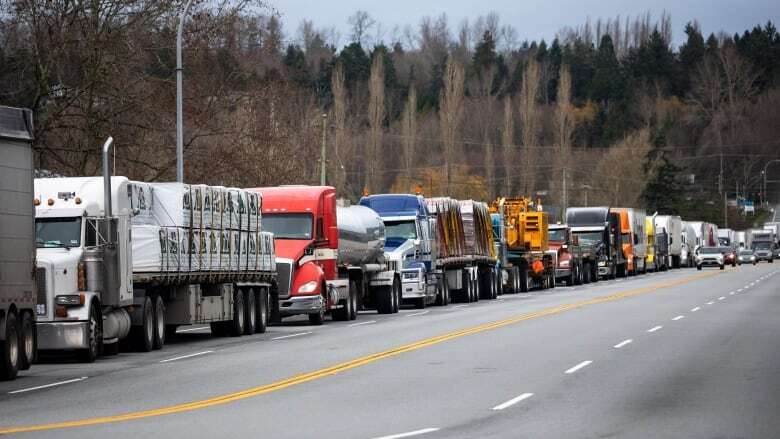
[719,247,737,267]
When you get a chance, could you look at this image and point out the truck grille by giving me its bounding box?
[35,267,47,315]
[276,261,292,298]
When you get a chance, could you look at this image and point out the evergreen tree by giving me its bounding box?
[338,42,371,87]
[283,44,310,89]
[679,22,705,94]
[547,38,563,101]
[642,125,684,214]
[589,34,623,103]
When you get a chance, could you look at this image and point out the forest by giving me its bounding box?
[1,1,779,225]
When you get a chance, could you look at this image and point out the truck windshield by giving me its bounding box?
[752,242,771,250]
[548,229,566,242]
[262,214,313,239]
[384,220,417,249]
[574,232,602,245]
[36,217,82,248]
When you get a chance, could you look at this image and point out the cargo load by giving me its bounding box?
[459,200,496,258]
[425,197,466,260]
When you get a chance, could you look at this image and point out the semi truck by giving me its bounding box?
[655,215,682,268]
[610,208,648,275]
[548,223,598,285]
[490,197,555,292]
[34,141,277,360]
[253,186,401,324]
[750,229,775,262]
[680,221,697,267]
[0,106,36,380]
[646,217,660,272]
[717,228,737,248]
[565,207,624,279]
[360,194,499,306]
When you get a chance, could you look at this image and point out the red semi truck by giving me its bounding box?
[247,186,401,325]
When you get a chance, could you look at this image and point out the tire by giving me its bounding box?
[19,312,35,371]
[332,287,351,322]
[349,282,359,320]
[132,296,154,351]
[473,278,480,302]
[244,289,257,334]
[376,286,393,314]
[697,265,702,271]
[591,263,599,282]
[442,277,450,305]
[492,270,499,299]
[229,289,245,336]
[574,264,583,285]
[392,277,401,313]
[520,271,530,293]
[769,259,774,264]
[257,288,269,333]
[153,295,165,350]
[583,264,591,284]
[78,303,102,363]
[308,308,325,325]
[103,340,119,356]
[435,277,446,306]
[0,311,19,381]
[720,265,725,270]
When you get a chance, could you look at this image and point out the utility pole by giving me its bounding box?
[320,113,327,186]
[718,151,723,195]
[176,0,194,183]
[724,191,728,228]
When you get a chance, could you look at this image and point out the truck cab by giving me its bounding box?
[548,224,582,285]
[249,186,340,324]
[565,207,624,279]
[33,177,135,357]
[359,194,437,307]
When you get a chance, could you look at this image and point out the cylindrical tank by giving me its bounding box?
[82,246,105,294]
[337,206,386,266]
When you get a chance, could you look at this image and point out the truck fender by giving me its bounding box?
[62,292,101,321]
[291,262,326,297]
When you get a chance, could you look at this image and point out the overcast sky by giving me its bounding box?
[275,0,778,48]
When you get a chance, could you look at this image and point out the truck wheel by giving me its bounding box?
[308,308,325,325]
[153,295,166,350]
[472,278,480,302]
[375,286,393,314]
[549,272,556,289]
[720,264,725,270]
[257,289,269,333]
[78,303,102,363]
[229,289,246,336]
[435,278,446,306]
[19,311,35,370]
[333,287,352,321]
[0,311,19,381]
[582,264,591,284]
[519,271,529,293]
[244,289,257,334]
[591,264,599,283]
[393,277,401,313]
[132,296,154,351]
[491,270,499,299]
[574,265,583,285]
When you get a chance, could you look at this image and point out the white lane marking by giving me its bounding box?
[672,315,685,321]
[271,332,312,340]
[9,377,88,394]
[372,428,441,439]
[452,304,468,309]
[160,350,214,363]
[176,326,210,333]
[729,292,735,295]
[407,311,430,317]
[737,289,743,292]
[565,360,593,374]
[614,339,633,349]
[691,307,701,312]
[707,301,715,305]
[718,296,725,301]
[492,392,534,410]
[348,320,376,327]
[647,325,663,333]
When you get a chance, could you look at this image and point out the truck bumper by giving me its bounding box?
[401,279,426,299]
[279,295,324,317]
[37,321,89,350]
[554,268,572,279]
[598,263,610,276]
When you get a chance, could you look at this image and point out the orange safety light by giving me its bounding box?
[47,198,54,206]
[33,198,41,206]
[532,259,545,274]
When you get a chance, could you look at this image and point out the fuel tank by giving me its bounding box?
[337,206,386,266]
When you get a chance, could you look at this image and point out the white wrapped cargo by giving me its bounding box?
[228,230,239,271]
[210,186,226,231]
[248,192,260,232]
[206,229,220,271]
[220,230,230,270]
[261,231,275,272]
[239,231,248,271]
[127,182,155,225]
[150,182,192,228]
[131,225,167,273]
[166,228,182,272]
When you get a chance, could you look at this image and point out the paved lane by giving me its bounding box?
[1,265,777,438]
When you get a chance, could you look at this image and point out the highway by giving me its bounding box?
[1,264,779,438]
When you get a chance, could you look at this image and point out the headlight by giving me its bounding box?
[598,261,606,267]
[559,259,570,267]
[297,281,319,294]
[55,294,85,306]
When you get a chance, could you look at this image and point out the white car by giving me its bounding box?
[696,247,724,270]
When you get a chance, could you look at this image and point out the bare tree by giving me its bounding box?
[439,56,465,194]
[518,58,542,194]
[553,63,575,207]
[501,96,514,196]
[366,53,386,192]
[330,62,348,193]
[348,10,375,46]
[400,87,418,189]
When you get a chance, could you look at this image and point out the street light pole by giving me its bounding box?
[176,0,194,183]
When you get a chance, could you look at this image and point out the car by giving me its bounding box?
[696,247,725,270]
[719,247,737,267]
[737,249,757,265]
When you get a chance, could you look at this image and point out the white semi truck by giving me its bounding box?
[0,106,37,380]
[33,139,277,361]
[655,215,682,268]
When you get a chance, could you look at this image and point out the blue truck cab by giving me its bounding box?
[359,194,437,307]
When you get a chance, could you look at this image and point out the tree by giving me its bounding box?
[518,58,542,194]
[501,96,515,195]
[679,22,705,94]
[439,56,465,194]
[348,10,376,46]
[330,62,348,193]
[642,126,684,214]
[339,42,371,87]
[400,87,418,189]
[589,35,622,103]
[366,53,386,192]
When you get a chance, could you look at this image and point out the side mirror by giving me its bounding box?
[413,239,421,247]
[572,235,579,246]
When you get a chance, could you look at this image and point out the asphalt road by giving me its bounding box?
[1,263,779,438]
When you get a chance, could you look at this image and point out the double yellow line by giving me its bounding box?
[0,271,715,434]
